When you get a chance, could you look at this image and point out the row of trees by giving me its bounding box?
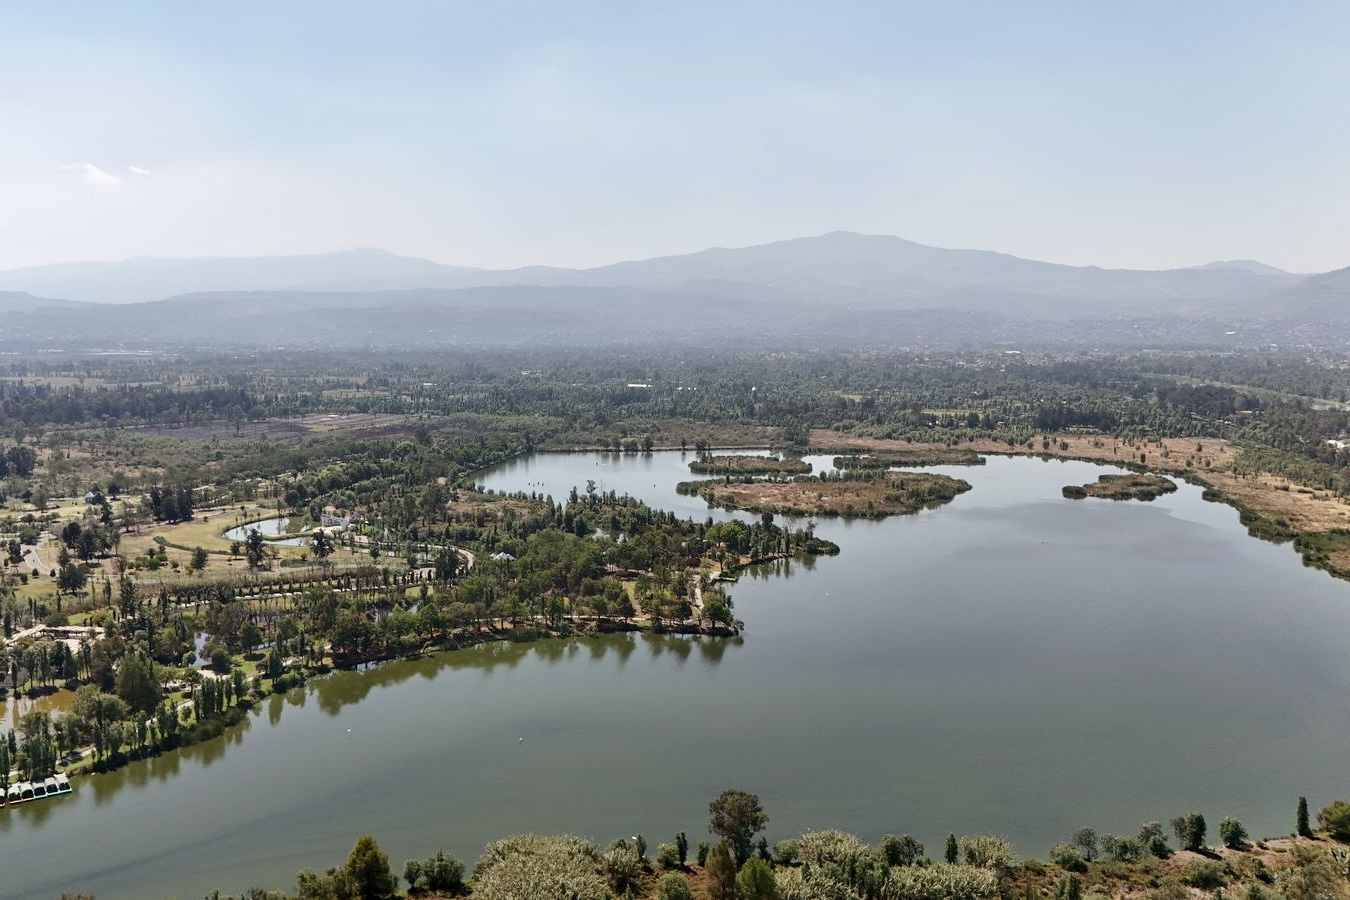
[1047,798,1350,872]
[196,786,1350,899]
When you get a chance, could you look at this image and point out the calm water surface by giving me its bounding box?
[5,452,1350,899]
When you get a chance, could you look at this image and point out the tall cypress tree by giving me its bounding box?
[1297,796,1312,837]
[945,833,959,864]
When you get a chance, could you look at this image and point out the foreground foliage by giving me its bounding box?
[194,790,1350,899]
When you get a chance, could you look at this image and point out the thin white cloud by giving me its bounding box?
[62,163,122,185]
[128,165,153,175]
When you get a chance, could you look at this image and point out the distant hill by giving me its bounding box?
[0,249,493,304]
[552,232,1306,318]
[0,232,1310,314]
[0,291,87,312]
[1274,265,1350,320]
[1191,259,1294,277]
[0,233,1343,350]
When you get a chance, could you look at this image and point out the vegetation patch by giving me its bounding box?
[688,454,811,476]
[679,471,971,519]
[1063,474,1178,501]
[832,447,985,468]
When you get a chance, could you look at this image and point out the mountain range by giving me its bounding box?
[0,232,1345,350]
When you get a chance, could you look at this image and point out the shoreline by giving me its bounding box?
[807,430,1350,583]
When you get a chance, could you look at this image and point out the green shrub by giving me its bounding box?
[1050,843,1086,872]
[1219,817,1248,849]
[1185,860,1226,890]
[657,873,692,900]
[656,842,680,869]
[1318,800,1350,840]
[773,840,801,867]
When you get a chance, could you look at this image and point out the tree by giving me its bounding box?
[344,834,396,900]
[238,619,263,651]
[432,547,458,581]
[1172,813,1206,851]
[656,843,680,869]
[945,833,959,864]
[115,652,159,713]
[57,562,87,595]
[191,546,209,570]
[601,840,642,894]
[1071,827,1098,862]
[708,789,768,865]
[1050,844,1085,872]
[881,834,924,867]
[1091,835,1133,864]
[1317,800,1350,841]
[705,840,737,900]
[209,645,232,673]
[1219,817,1248,849]
[1185,813,1207,851]
[312,530,334,560]
[266,646,284,681]
[118,576,139,618]
[960,834,1016,871]
[735,856,777,900]
[675,830,688,865]
[403,850,462,895]
[296,867,356,900]
[1052,874,1083,900]
[1298,796,1313,838]
[245,528,267,569]
[1137,822,1169,858]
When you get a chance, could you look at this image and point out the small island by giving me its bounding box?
[679,471,972,518]
[833,447,985,468]
[1062,473,1178,501]
[688,454,812,475]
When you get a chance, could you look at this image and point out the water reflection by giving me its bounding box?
[303,632,723,718]
[85,718,252,807]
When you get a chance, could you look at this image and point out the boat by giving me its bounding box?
[1,775,73,808]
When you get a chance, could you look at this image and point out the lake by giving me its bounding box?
[4,452,1349,899]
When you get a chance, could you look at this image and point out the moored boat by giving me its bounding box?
[1,776,73,808]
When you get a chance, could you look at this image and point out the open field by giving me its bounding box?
[133,412,415,442]
[811,429,1241,471]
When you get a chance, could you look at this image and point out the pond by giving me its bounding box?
[5,452,1350,900]
[222,515,309,547]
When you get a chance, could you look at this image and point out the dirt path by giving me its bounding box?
[22,533,55,576]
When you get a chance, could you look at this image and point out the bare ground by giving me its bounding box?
[811,429,1350,534]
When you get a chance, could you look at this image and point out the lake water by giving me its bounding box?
[5,452,1350,899]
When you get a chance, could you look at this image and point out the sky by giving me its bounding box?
[2,1,1348,274]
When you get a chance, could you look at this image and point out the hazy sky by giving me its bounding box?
[2,1,1348,273]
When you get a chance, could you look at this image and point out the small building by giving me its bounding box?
[490,551,516,562]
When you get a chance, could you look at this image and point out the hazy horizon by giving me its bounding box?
[0,230,1319,278]
[3,2,1348,273]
